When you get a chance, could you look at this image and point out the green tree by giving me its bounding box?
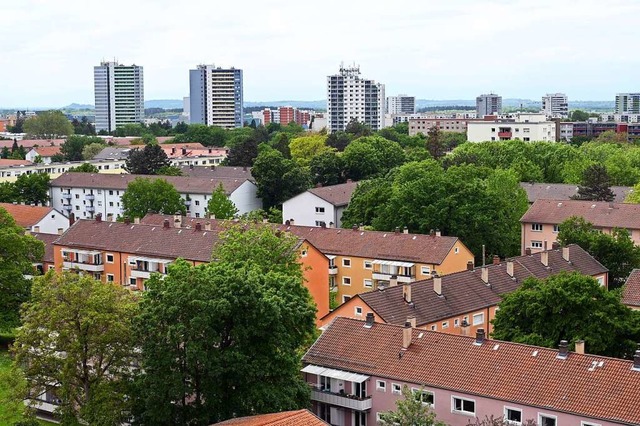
[289,135,333,167]
[626,182,640,203]
[12,271,138,424]
[252,147,312,209]
[81,142,105,160]
[156,165,183,176]
[0,181,18,202]
[342,136,406,180]
[14,173,50,205]
[0,207,44,331]
[557,217,640,287]
[595,130,628,144]
[206,183,238,219]
[22,110,74,139]
[572,164,615,202]
[225,136,259,167]
[309,151,346,186]
[425,126,446,159]
[70,116,96,135]
[492,272,640,359]
[0,146,10,158]
[326,131,352,151]
[134,223,316,424]
[378,385,446,426]
[269,132,291,158]
[60,135,104,162]
[344,119,372,138]
[124,143,170,175]
[121,178,186,219]
[569,110,590,121]
[341,178,387,228]
[67,163,99,173]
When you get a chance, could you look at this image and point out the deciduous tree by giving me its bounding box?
[289,135,332,167]
[572,164,615,201]
[14,173,50,205]
[206,183,238,219]
[22,110,74,139]
[60,135,104,162]
[342,136,406,180]
[309,151,346,186]
[252,147,311,209]
[125,143,171,175]
[378,385,446,426]
[121,178,186,219]
[81,142,105,160]
[67,163,99,173]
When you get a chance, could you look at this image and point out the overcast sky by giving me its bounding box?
[3,0,639,107]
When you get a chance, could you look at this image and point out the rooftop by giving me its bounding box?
[304,317,640,425]
[0,159,33,166]
[623,269,640,308]
[32,232,58,264]
[0,203,54,227]
[521,199,640,229]
[520,182,632,204]
[213,410,328,426]
[305,181,359,207]
[180,165,253,181]
[30,146,61,157]
[93,147,131,161]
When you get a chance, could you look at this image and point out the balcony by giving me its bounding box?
[372,272,415,283]
[328,266,338,275]
[86,205,95,213]
[62,204,72,211]
[63,261,104,272]
[62,193,72,200]
[85,194,95,201]
[498,131,512,138]
[310,386,372,411]
[130,269,152,279]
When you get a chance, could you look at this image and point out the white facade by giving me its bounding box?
[327,65,385,133]
[25,148,52,164]
[615,93,640,114]
[600,113,640,123]
[467,113,556,142]
[386,94,416,114]
[542,93,568,118]
[559,123,574,141]
[282,192,346,228]
[476,93,502,117]
[190,65,243,129]
[30,209,70,234]
[94,61,144,133]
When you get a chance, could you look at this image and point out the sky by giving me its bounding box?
[2,0,639,107]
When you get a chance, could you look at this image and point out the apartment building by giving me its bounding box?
[32,232,56,274]
[476,93,502,117]
[542,93,569,118]
[190,65,243,129]
[386,95,416,115]
[280,225,474,304]
[519,182,632,204]
[0,203,69,234]
[615,93,640,114]
[94,61,144,133]
[408,117,484,136]
[303,317,640,426]
[54,216,330,321]
[50,172,261,220]
[319,244,607,333]
[327,65,385,133]
[282,181,358,228]
[467,113,556,142]
[520,199,640,254]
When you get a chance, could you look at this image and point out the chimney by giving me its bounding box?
[289,219,295,226]
[243,166,248,172]
[562,246,570,262]
[204,222,211,231]
[435,229,441,237]
[633,350,640,370]
[329,222,334,228]
[466,261,474,271]
[358,223,364,231]
[575,340,585,355]
[195,222,202,231]
[429,229,435,236]
[506,260,514,278]
[57,228,63,235]
[171,147,176,154]
[552,241,560,250]
[541,251,549,267]
[474,328,485,345]
[69,213,75,226]
[124,217,131,225]
[492,255,500,265]
[402,322,412,349]
[433,275,442,296]
[95,213,102,223]
[263,217,269,224]
[481,267,489,284]
[395,227,400,233]
[407,316,416,328]
[364,312,374,328]
[557,340,569,359]
[525,247,532,255]
[163,219,170,229]
[403,226,408,234]
[174,213,182,228]
[389,275,398,287]
[189,163,194,169]
[352,224,358,231]
[403,283,412,303]
[181,148,187,155]
[134,217,140,224]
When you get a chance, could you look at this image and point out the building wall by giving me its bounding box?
[476,94,502,117]
[32,211,70,235]
[301,242,330,323]
[467,121,556,142]
[408,118,478,136]
[437,241,475,275]
[282,192,338,227]
[228,181,261,215]
[94,62,144,133]
[189,65,243,129]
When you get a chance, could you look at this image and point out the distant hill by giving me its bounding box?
[63,103,94,110]
[245,100,327,109]
[144,99,184,109]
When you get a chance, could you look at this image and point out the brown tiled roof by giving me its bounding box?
[180,165,253,181]
[31,146,61,157]
[0,203,53,227]
[0,159,33,166]
[520,182,632,204]
[306,181,359,207]
[214,410,328,426]
[520,199,640,229]
[32,232,58,264]
[348,245,607,326]
[0,139,65,149]
[51,172,252,195]
[304,317,640,425]
[622,269,640,307]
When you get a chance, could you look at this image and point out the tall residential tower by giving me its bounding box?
[542,93,569,118]
[386,94,416,114]
[476,93,502,117]
[189,65,243,129]
[93,61,144,133]
[615,93,640,114]
[327,65,385,133]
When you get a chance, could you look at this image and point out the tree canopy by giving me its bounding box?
[124,143,171,175]
[206,183,238,219]
[13,173,50,206]
[289,135,333,167]
[59,135,105,162]
[252,146,311,209]
[378,385,446,426]
[572,164,615,202]
[67,162,99,173]
[342,136,406,180]
[121,178,186,219]
[23,110,74,139]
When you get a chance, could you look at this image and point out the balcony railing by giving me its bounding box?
[328,266,338,275]
[372,272,415,283]
[62,193,72,199]
[85,194,95,201]
[310,386,372,411]
[498,131,512,138]
[86,205,95,212]
[63,261,104,272]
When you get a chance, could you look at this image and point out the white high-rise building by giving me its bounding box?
[386,94,416,114]
[615,93,640,114]
[476,93,502,117]
[542,93,569,118]
[93,61,144,133]
[189,65,243,129]
[327,65,385,133]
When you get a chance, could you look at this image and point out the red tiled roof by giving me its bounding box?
[0,139,65,149]
[0,159,33,166]
[180,166,252,181]
[51,172,252,195]
[520,182,632,204]
[623,269,640,307]
[304,317,640,425]
[521,199,640,229]
[306,181,359,207]
[0,203,53,227]
[31,146,61,157]
[214,410,328,426]
[32,232,58,264]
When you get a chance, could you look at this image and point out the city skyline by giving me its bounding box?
[2,0,640,107]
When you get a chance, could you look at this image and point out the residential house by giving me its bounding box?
[467,113,556,142]
[318,244,607,334]
[179,165,254,181]
[214,409,328,425]
[25,146,61,164]
[282,181,359,228]
[280,225,475,305]
[623,269,640,310]
[520,199,640,254]
[50,172,261,220]
[53,215,330,321]
[0,203,70,234]
[303,317,640,426]
[520,182,632,204]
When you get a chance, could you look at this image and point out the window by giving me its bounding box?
[107,274,114,282]
[504,407,522,424]
[531,241,543,249]
[106,254,114,263]
[364,279,373,288]
[442,321,449,329]
[553,224,560,233]
[430,325,437,331]
[472,312,484,326]
[452,396,475,415]
[538,414,557,426]
[109,190,113,195]
[195,200,200,206]
[354,412,366,426]
[343,277,351,286]
[531,223,543,231]
[342,258,351,267]
[129,277,137,286]
[48,265,55,271]
[364,260,373,269]
[342,295,351,303]
[414,389,434,406]
[75,194,79,199]
[301,249,308,257]
[315,221,325,227]
[454,247,459,254]
[355,306,363,316]
[315,207,325,214]
[523,128,530,133]
[454,319,459,327]
[391,383,402,394]
[376,380,386,391]
[109,201,114,207]
[581,422,600,426]
[421,266,430,275]
[597,276,605,286]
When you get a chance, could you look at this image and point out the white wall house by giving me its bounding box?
[467,113,556,142]
[0,203,70,235]
[50,173,261,221]
[282,181,358,228]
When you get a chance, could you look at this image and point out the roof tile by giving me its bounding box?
[521,199,640,229]
[214,410,328,426]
